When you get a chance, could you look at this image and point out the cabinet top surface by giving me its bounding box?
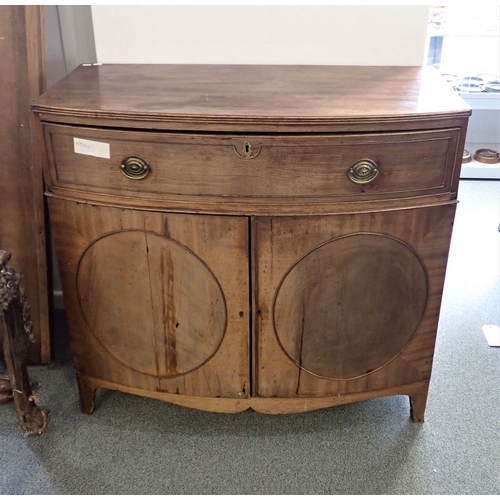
[32,64,470,130]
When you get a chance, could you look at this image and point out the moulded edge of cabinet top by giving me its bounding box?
[31,64,471,132]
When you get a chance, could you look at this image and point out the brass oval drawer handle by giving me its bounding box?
[347,159,379,185]
[120,156,151,180]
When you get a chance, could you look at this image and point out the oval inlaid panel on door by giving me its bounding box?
[77,231,227,377]
[273,233,428,380]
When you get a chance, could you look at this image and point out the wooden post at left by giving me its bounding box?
[0,5,51,364]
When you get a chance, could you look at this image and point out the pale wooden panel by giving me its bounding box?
[77,231,159,376]
[274,234,428,380]
[142,213,250,397]
[145,231,227,377]
[49,198,250,398]
[76,230,228,378]
[255,204,456,398]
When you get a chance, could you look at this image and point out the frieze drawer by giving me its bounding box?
[44,123,460,205]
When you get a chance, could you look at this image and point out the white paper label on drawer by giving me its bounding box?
[74,138,110,159]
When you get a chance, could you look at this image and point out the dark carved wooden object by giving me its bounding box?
[0,250,49,434]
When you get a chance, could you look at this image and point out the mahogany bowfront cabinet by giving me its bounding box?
[32,65,470,422]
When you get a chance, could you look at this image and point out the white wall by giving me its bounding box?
[44,5,67,88]
[91,6,429,66]
[45,6,96,87]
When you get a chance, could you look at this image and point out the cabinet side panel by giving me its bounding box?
[255,204,456,398]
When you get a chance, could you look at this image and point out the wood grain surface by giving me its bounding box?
[43,123,460,206]
[273,233,428,380]
[32,64,470,133]
[33,63,469,421]
[49,199,250,399]
[77,374,429,418]
[0,6,50,363]
[77,230,227,377]
[254,203,456,403]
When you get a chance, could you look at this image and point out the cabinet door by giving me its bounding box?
[49,199,250,399]
[254,204,456,398]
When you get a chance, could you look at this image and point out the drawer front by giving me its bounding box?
[44,124,460,202]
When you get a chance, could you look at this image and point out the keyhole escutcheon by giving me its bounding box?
[233,140,262,160]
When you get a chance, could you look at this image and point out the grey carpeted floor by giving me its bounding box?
[1,179,499,495]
